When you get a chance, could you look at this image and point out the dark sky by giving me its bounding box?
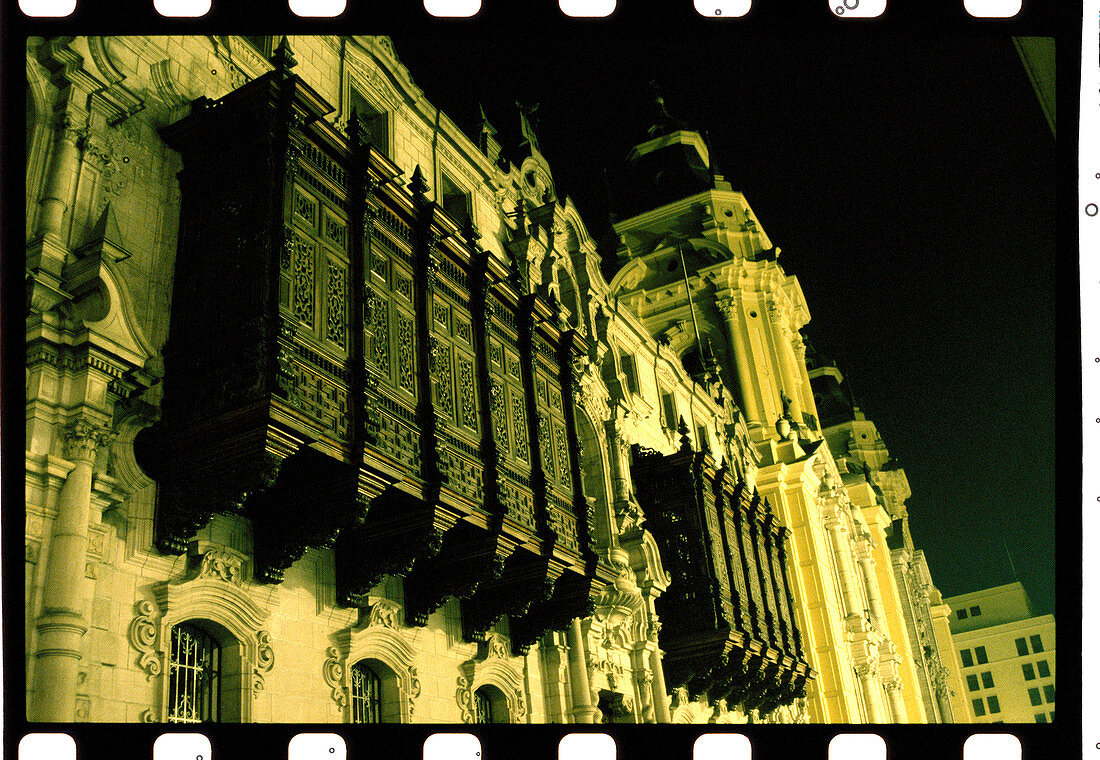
[392,33,1056,614]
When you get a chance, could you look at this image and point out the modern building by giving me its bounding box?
[945,583,1056,724]
[25,34,970,724]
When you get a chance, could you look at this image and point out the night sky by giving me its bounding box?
[392,33,1056,614]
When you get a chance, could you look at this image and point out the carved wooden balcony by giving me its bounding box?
[630,427,812,711]
[145,42,603,647]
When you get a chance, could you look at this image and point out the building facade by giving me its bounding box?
[25,34,968,724]
[807,355,971,722]
[944,583,1056,723]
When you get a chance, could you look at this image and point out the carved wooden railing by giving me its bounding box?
[144,42,607,650]
[631,428,812,712]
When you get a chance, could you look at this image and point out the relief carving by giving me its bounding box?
[128,600,161,680]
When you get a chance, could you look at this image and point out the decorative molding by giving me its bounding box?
[339,619,422,722]
[128,600,161,680]
[367,598,401,629]
[63,419,113,464]
[323,646,348,713]
[198,548,244,585]
[252,630,275,696]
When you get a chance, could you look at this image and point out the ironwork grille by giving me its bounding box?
[474,688,494,724]
[167,623,220,723]
[351,662,383,723]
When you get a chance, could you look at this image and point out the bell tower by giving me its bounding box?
[607,93,820,443]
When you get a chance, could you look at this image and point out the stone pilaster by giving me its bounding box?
[30,418,112,721]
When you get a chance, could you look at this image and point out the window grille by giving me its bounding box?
[168,623,220,723]
[351,662,383,723]
[474,687,494,724]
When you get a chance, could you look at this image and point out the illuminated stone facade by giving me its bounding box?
[25,35,967,724]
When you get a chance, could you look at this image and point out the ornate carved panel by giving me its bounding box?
[631,441,811,710]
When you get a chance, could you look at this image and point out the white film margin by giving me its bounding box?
[560,0,616,17]
[962,735,1022,760]
[18,734,76,760]
[425,0,481,16]
[424,733,482,760]
[289,733,348,760]
[694,733,752,760]
[559,733,616,760]
[829,734,887,760]
[153,733,213,760]
[693,0,752,17]
[1082,0,1100,754]
[830,0,887,18]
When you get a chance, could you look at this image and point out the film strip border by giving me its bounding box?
[16,0,1035,19]
[15,728,1041,760]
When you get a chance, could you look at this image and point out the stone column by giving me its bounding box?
[855,661,887,723]
[28,109,87,311]
[567,618,601,724]
[791,334,816,423]
[717,298,762,424]
[649,646,672,723]
[884,679,907,723]
[540,635,572,723]
[35,112,85,245]
[30,418,111,721]
[773,323,805,424]
[824,507,863,619]
[855,539,888,629]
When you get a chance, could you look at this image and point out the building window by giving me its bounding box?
[1022,663,1036,681]
[661,391,677,429]
[440,172,471,228]
[1037,660,1051,678]
[1016,637,1029,656]
[957,608,968,620]
[1030,634,1044,653]
[975,646,988,664]
[969,605,981,617]
[351,661,383,723]
[619,352,640,396]
[981,671,994,689]
[697,425,709,451]
[972,698,986,717]
[966,674,979,691]
[960,649,974,668]
[168,623,220,723]
[987,696,1000,714]
[348,88,388,157]
[1028,687,1042,706]
[1050,711,1055,722]
[474,687,494,724]
[1035,713,1047,723]
[1043,684,1055,703]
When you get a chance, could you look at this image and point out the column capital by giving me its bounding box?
[854,658,878,679]
[63,419,113,463]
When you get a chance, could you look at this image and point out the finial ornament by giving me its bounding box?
[270,36,297,72]
[678,416,692,452]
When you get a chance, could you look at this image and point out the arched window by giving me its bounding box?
[474,687,494,724]
[351,661,383,723]
[167,623,220,723]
